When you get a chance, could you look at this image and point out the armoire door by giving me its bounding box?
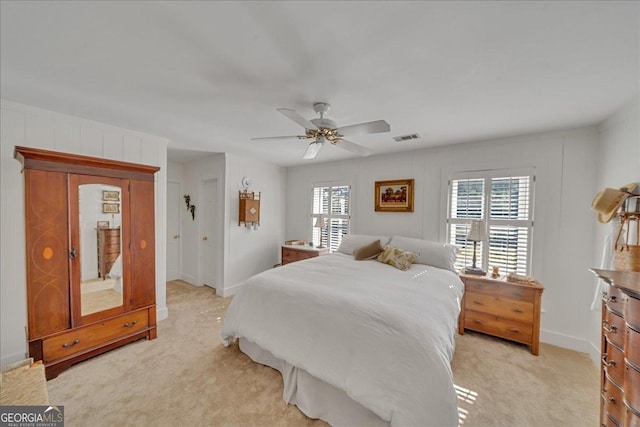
[129,179,156,310]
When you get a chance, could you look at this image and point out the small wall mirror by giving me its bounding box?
[79,183,124,316]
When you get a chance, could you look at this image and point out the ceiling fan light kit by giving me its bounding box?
[252,102,390,160]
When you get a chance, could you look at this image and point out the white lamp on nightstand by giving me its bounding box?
[465,219,487,275]
[314,215,328,248]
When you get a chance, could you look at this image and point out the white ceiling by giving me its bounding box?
[1,1,638,166]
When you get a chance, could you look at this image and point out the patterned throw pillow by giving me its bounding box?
[376,245,418,271]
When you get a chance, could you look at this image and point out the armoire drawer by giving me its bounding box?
[464,292,533,323]
[43,310,149,362]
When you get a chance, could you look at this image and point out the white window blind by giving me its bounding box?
[446,170,534,275]
[311,184,351,252]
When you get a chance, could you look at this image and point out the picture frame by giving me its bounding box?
[96,220,109,228]
[103,190,120,201]
[374,179,414,212]
[102,203,120,214]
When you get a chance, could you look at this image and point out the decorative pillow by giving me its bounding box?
[353,240,383,261]
[337,234,391,255]
[389,235,459,272]
[376,245,418,271]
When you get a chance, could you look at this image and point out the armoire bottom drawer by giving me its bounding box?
[43,310,149,362]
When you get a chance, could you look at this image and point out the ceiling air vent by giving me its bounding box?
[393,133,420,142]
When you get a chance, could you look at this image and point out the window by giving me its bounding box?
[446,169,534,275]
[311,184,351,252]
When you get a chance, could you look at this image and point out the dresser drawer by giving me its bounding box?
[607,286,625,316]
[626,295,640,331]
[604,310,626,349]
[464,280,535,301]
[603,374,625,425]
[603,338,625,387]
[624,403,640,427]
[43,310,148,362]
[628,327,640,370]
[464,310,533,343]
[625,362,640,415]
[464,292,533,323]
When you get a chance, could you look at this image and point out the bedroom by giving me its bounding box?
[1,1,638,426]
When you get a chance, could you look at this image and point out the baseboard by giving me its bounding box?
[540,329,600,366]
[157,305,169,322]
[1,350,29,368]
[219,282,245,297]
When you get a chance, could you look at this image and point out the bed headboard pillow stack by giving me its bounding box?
[337,234,391,256]
[388,235,459,272]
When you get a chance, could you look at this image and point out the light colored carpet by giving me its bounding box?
[47,280,598,426]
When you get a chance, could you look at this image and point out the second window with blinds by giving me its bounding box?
[446,168,534,275]
[311,184,351,252]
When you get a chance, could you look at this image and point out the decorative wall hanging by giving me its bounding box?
[239,190,260,230]
[184,194,196,220]
[374,179,414,212]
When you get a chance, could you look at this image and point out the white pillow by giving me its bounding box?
[389,235,459,272]
[337,234,391,255]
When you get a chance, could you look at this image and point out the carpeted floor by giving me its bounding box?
[47,280,599,426]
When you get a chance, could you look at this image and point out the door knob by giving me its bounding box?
[173,234,180,239]
[202,236,208,241]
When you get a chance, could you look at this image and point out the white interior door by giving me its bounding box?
[166,181,181,281]
[201,179,217,289]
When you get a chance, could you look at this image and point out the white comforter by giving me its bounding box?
[221,253,464,427]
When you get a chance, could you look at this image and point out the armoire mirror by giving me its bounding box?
[78,183,124,316]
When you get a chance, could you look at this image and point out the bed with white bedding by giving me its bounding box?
[221,242,464,426]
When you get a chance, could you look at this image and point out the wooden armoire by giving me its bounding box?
[15,146,159,379]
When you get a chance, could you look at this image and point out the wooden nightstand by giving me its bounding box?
[458,273,544,355]
[281,245,329,265]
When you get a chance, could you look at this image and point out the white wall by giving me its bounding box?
[0,99,168,366]
[286,126,601,358]
[222,153,287,296]
[590,96,640,349]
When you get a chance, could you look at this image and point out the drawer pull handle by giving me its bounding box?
[124,320,138,328]
[602,321,617,333]
[608,397,615,404]
[473,319,483,324]
[512,308,523,313]
[601,354,616,368]
[62,339,80,348]
[608,296,617,303]
[508,328,521,333]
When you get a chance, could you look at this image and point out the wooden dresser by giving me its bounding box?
[458,273,544,355]
[97,227,120,279]
[281,245,329,265]
[591,269,640,427]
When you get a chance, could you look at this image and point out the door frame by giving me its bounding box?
[166,180,182,282]
[198,178,219,292]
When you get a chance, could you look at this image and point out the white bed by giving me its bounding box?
[221,250,464,426]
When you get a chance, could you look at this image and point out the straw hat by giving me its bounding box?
[591,183,638,223]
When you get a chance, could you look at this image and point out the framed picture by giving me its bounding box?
[96,220,109,228]
[103,203,120,214]
[374,179,414,212]
[103,190,120,201]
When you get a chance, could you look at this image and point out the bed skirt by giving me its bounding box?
[239,338,390,427]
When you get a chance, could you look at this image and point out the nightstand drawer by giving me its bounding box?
[465,280,535,302]
[464,310,533,343]
[283,249,314,263]
[464,292,533,323]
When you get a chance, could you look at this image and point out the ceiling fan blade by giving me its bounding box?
[277,108,318,130]
[250,135,307,141]
[302,141,324,159]
[336,120,390,136]
[336,139,374,157]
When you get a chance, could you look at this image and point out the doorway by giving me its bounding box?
[200,178,218,291]
[166,181,181,281]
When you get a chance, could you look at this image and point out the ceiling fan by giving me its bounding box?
[251,102,390,159]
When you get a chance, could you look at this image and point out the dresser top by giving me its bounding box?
[282,244,327,252]
[591,269,640,297]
